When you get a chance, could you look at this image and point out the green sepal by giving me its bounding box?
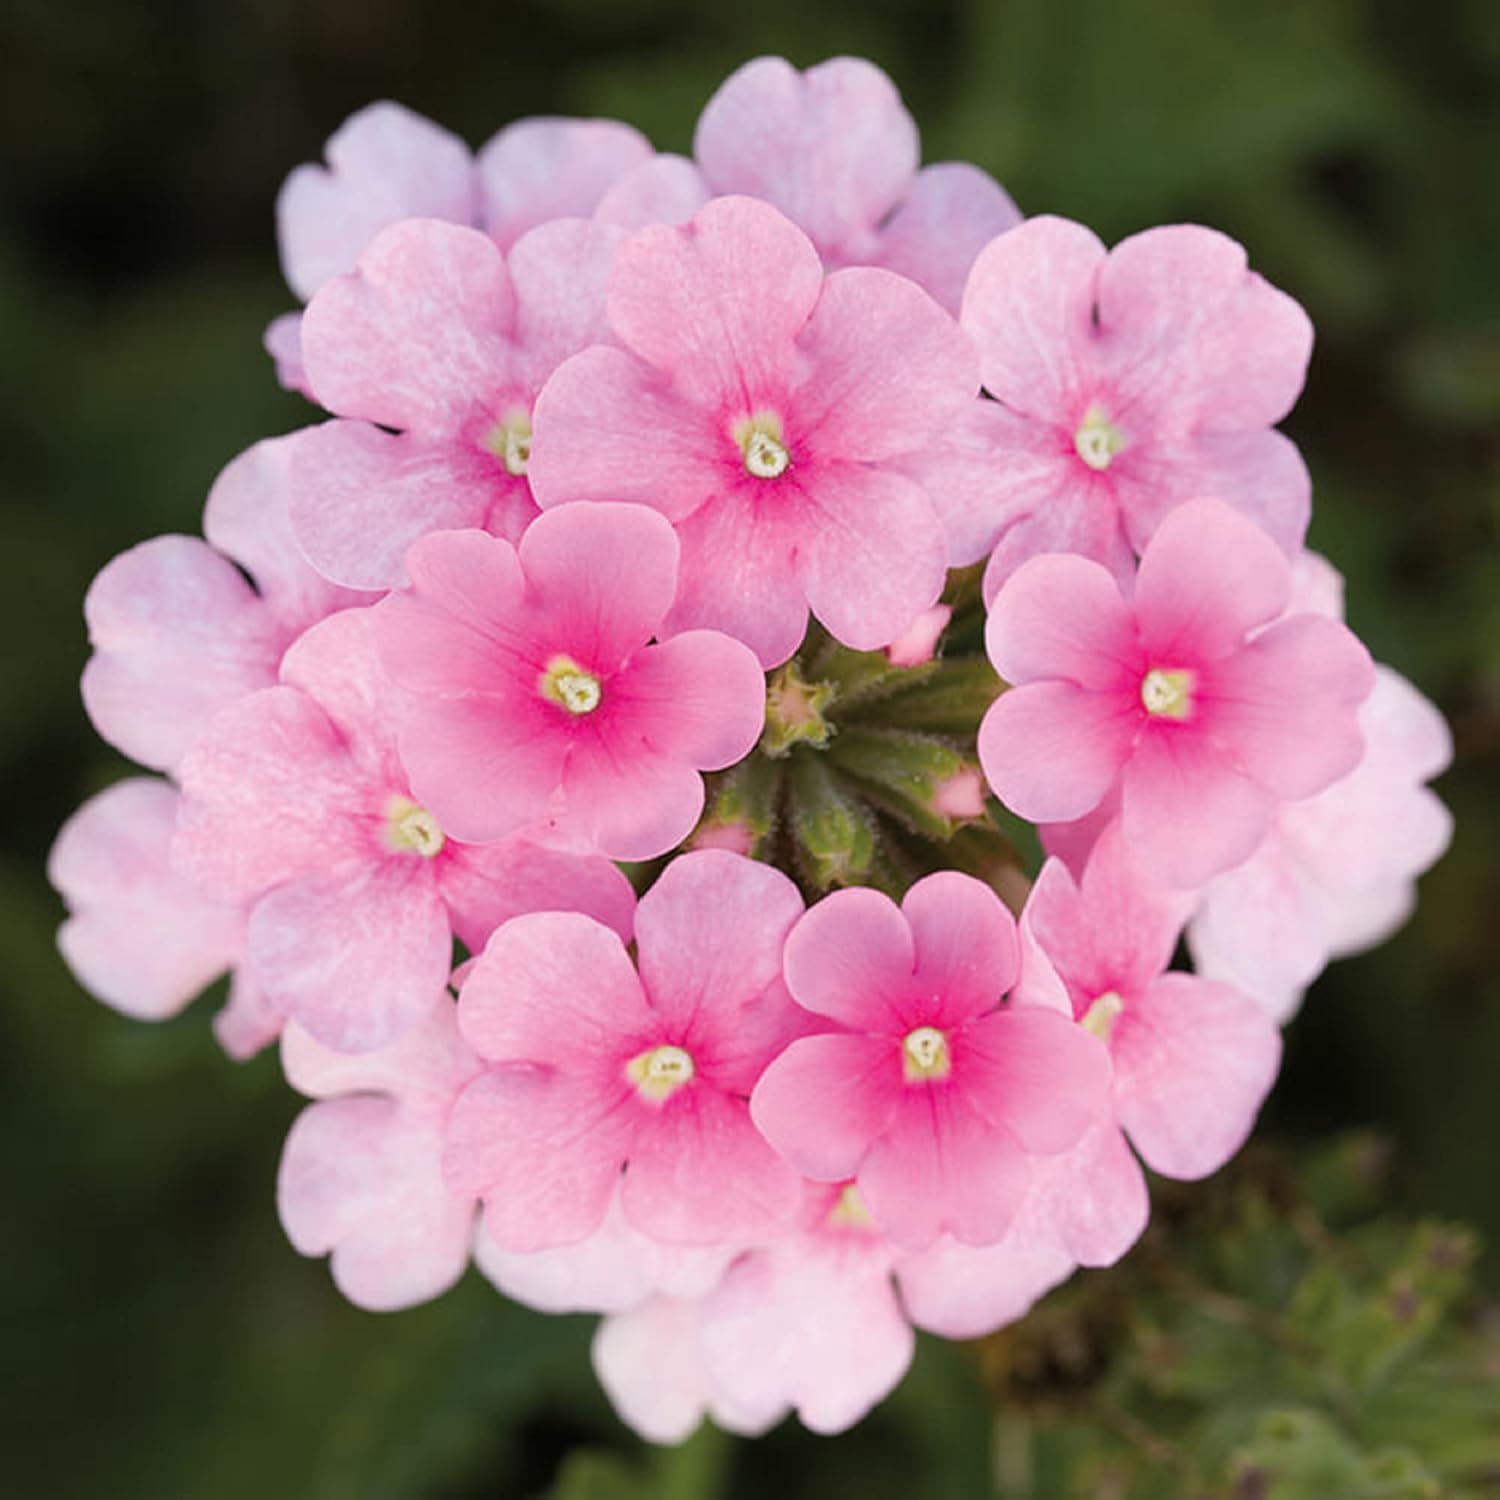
[850,655,1003,736]
[760,661,836,758]
[786,751,876,890]
[694,755,783,855]
[826,726,981,841]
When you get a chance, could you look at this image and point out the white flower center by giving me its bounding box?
[484,409,533,476]
[902,1025,951,1082]
[626,1043,695,1101]
[1140,667,1194,719]
[1081,990,1125,1041]
[733,411,791,479]
[540,655,602,715]
[385,796,445,858]
[1073,405,1127,471]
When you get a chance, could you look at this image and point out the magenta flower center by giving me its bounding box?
[384,795,446,858]
[483,408,533,476]
[626,1042,696,1101]
[1140,667,1194,719]
[1073,404,1127,471]
[732,411,791,479]
[902,1024,951,1082]
[540,655,603,715]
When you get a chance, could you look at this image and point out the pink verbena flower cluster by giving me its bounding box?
[51,56,1453,1441]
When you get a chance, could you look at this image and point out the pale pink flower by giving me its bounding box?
[979,499,1375,887]
[268,102,650,391]
[81,434,374,774]
[529,195,977,666]
[374,504,766,859]
[292,215,623,589]
[948,216,1312,582]
[596,55,1021,315]
[1017,822,1281,1180]
[1187,556,1453,1021]
[751,872,1109,1250]
[884,603,952,667]
[277,1002,482,1310]
[444,851,806,1252]
[173,607,634,1052]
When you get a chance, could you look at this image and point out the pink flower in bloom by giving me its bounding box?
[595,55,1021,315]
[375,503,766,859]
[529,195,977,666]
[81,435,375,774]
[1187,555,1453,1021]
[979,499,1375,887]
[277,1002,482,1310]
[291,215,625,589]
[173,606,635,1051]
[444,851,805,1252]
[48,776,279,1057]
[1018,822,1281,1179]
[949,216,1312,584]
[751,872,1109,1250]
[268,101,650,391]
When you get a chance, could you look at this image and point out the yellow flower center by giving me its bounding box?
[902,1025,951,1082]
[1080,990,1125,1041]
[385,796,445,858]
[733,411,791,479]
[484,409,533,476]
[626,1044,695,1101]
[540,655,603,715]
[1140,668,1194,719]
[826,1184,874,1228]
[1073,405,1127,471]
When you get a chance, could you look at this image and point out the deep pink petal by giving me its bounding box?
[782,886,916,1031]
[902,872,1019,1024]
[1113,972,1282,1179]
[559,733,707,861]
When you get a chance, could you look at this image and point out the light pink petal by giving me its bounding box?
[528,345,726,522]
[961,215,1105,420]
[958,1008,1110,1155]
[897,1230,1073,1340]
[978,681,1136,824]
[750,1033,903,1180]
[1029,1118,1149,1267]
[1012,877,1078,1017]
[507,217,623,375]
[701,1242,914,1436]
[985,551,1139,691]
[264,311,310,395]
[594,153,712,229]
[1037,791,1121,882]
[559,738,707,862]
[859,1089,1029,1249]
[794,267,978,461]
[885,604,952,667]
[276,606,402,767]
[783,886,916,1031]
[902,872,1019,1024]
[277,101,478,302]
[605,195,824,408]
[1121,728,1277,888]
[693,56,919,259]
[1113,972,1282,1178]
[279,998,474,1104]
[982,475,1137,601]
[1322,876,1426,961]
[622,1086,802,1244]
[301,219,517,441]
[1133,498,1291,662]
[278,1095,472,1311]
[476,116,653,248]
[792,462,947,653]
[287,420,526,591]
[869,161,1022,315]
[81,536,281,773]
[457,910,647,1068]
[50,778,242,1021]
[213,969,284,1060]
[445,1067,632,1251]
[1206,614,1374,799]
[1097,224,1313,430]
[516,501,679,669]
[634,850,803,1036]
[1360,664,1453,781]
[248,861,451,1052]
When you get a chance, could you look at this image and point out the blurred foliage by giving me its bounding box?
[2,0,1497,1494]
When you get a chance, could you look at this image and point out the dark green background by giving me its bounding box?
[2,1,1496,1495]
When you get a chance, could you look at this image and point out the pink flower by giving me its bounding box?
[444,850,806,1251]
[528,195,977,666]
[291,215,624,590]
[950,216,1313,583]
[268,101,650,391]
[1018,822,1282,1179]
[884,603,952,667]
[374,503,766,859]
[277,1002,482,1310]
[81,434,375,774]
[173,606,635,1051]
[979,499,1375,887]
[596,55,1021,315]
[1187,555,1453,1021]
[751,872,1109,1250]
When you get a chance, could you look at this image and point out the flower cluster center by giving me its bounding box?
[733,411,791,480]
[1073,405,1127,471]
[484,409,533,476]
[541,655,603,715]
[627,1043,696,1101]
[385,796,446,858]
[1140,667,1194,719]
[902,1025,951,1082]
